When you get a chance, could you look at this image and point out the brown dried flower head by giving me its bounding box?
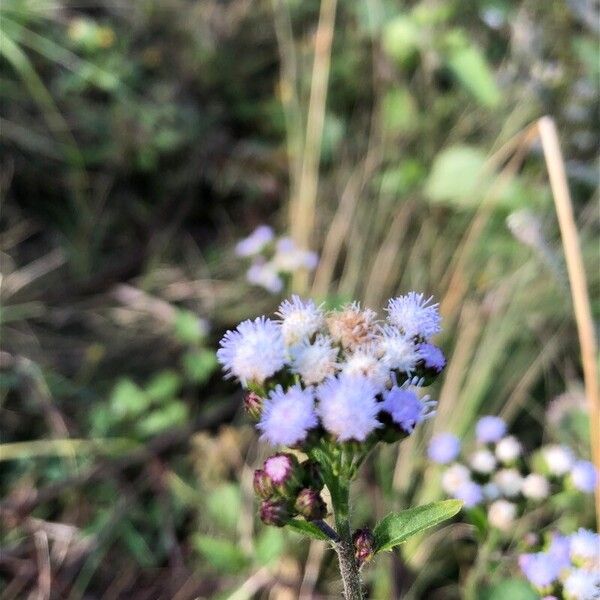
[326,302,378,350]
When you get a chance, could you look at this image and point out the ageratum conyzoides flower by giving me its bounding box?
[217,292,451,600]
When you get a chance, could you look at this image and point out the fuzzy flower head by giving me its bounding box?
[442,463,471,495]
[570,460,598,494]
[327,302,378,350]
[381,385,435,434]
[519,553,560,589]
[218,317,286,385]
[272,238,319,272]
[521,473,550,500]
[290,335,338,385]
[475,415,507,444]
[257,385,318,446]
[246,260,283,293]
[563,568,600,599]
[385,292,441,340]
[378,326,420,373]
[493,468,523,498]
[428,433,461,464]
[548,534,571,572]
[316,374,380,442]
[495,435,522,464]
[277,296,324,346]
[417,343,446,372]
[569,529,600,565]
[542,444,575,476]
[469,449,497,474]
[488,499,516,531]
[235,225,274,257]
[453,481,483,508]
[482,482,501,501]
[341,345,390,391]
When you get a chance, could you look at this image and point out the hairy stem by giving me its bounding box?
[332,481,363,600]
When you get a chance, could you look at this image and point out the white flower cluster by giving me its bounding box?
[235,225,319,293]
[433,416,598,533]
[217,293,445,447]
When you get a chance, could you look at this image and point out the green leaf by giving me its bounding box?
[182,349,218,385]
[480,579,538,600]
[382,15,420,64]
[425,145,487,206]
[444,30,501,108]
[174,309,206,345]
[110,378,149,418]
[255,527,285,565]
[145,370,182,403]
[382,88,418,134]
[286,519,331,541]
[193,535,249,573]
[135,401,188,437]
[206,483,242,532]
[373,500,462,552]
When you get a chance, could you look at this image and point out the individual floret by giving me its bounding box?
[217,316,286,385]
[428,433,461,465]
[385,292,441,340]
[475,416,507,444]
[570,460,598,494]
[316,374,380,442]
[326,302,378,350]
[258,385,318,446]
[340,345,390,392]
[289,335,338,385]
[277,295,324,346]
[381,386,435,434]
[235,225,274,257]
[378,326,420,373]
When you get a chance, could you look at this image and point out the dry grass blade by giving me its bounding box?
[537,116,600,528]
[290,0,338,294]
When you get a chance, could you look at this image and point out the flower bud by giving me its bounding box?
[253,469,273,499]
[352,528,375,566]
[294,488,327,521]
[244,391,263,420]
[301,459,324,491]
[264,453,301,495]
[259,498,292,527]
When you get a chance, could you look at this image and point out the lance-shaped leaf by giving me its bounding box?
[373,500,462,553]
[286,519,331,541]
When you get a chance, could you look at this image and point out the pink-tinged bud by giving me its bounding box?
[352,528,375,566]
[253,469,273,499]
[294,488,327,521]
[264,453,301,494]
[244,391,263,420]
[301,459,324,491]
[259,498,292,527]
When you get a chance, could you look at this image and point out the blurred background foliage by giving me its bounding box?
[0,0,598,598]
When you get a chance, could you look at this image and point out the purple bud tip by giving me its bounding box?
[244,391,263,420]
[264,453,298,486]
[352,528,375,566]
[294,488,327,521]
[253,469,273,499]
[259,498,292,527]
